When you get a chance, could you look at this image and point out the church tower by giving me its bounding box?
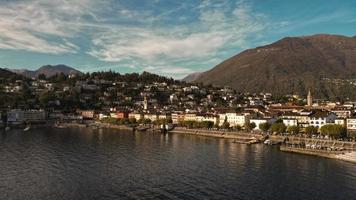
[307,89,312,107]
[143,96,148,111]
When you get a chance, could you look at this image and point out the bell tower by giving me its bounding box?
[307,89,312,107]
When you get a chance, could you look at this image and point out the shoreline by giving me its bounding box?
[6,124,356,164]
[280,146,356,164]
[171,127,356,164]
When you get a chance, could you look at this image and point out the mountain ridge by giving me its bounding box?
[9,64,82,78]
[195,34,356,99]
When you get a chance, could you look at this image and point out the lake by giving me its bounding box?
[0,127,355,200]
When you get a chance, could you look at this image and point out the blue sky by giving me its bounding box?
[0,0,355,78]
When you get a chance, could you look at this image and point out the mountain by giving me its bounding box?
[0,68,26,83]
[10,65,82,78]
[182,72,203,83]
[196,34,356,100]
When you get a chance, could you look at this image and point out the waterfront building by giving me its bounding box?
[202,114,219,125]
[24,110,46,122]
[128,113,143,121]
[77,110,95,119]
[218,112,250,127]
[331,107,353,118]
[346,117,356,133]
[184,113,197,121]
[7,109,46,124]
[110,111,128,119]
[283,118,298,127]
[335,118,345,126]
[143,113,158,122]
[158,113,170,120]
[171,112,185,124]
[308,110,336,128]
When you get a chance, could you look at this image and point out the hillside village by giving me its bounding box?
[1,70,356,139]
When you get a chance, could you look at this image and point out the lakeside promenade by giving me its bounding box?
[170,127,356,163]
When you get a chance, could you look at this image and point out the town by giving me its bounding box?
[1,71,356,140]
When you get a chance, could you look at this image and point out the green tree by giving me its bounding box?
[142,118,152,124]
[287,125,300,135]
[275,118,283,123]
[320,124,346,138]
[259,122,270,132]
[235,124,242,131]
[270,123,287,134]
[305,126,318,136]
[129,118,137,124]
[221,121,230,129]
[245,122,256,131]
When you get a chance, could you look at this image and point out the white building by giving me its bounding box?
[143,113,158,122]
[346,117,356,132]
[283,118,298,127]
[309,110,336,128]
[7,109,46,124]
[128,113,143,121]
[335,118,345,126]
[219,113,250,127]
[250,118,275,130]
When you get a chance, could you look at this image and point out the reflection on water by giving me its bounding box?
[0,127,356,200]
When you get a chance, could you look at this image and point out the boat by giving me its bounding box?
[264,139,271,145]
[264,139,282,145]
[136,126,150,132]
[24,126,31,131]
[160,124,174,133]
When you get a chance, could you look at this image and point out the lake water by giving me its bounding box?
[0,127,355,200]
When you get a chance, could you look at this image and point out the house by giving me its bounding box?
[347,117,356,135]
[77,110,95,119]
[309,110,336,128]
[158,113,171,120]
[23,110,46,122]
[202,114,219,125]
[128,112,143,121]
[331,107,353,118]
[283,118,298,127]
[143,113,158,122]
[281,110,312,128]
[7,109,46,124]
[335,118,345,126]
[219,112,250,127]
[7,109,24,124]
[171,112,185,124]
[184,113,197,121]
[110,111,128,119]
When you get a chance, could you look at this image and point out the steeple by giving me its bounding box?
[307,89,312,107]
[143,96,148,111]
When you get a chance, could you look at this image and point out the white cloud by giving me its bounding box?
[0,0,268,78]
[87,1,267,78]
[0,0,101,54]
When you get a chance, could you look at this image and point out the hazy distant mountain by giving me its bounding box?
[0,68,26,82]
[196,34,356,99]
[182,72,203,83]
[10,65,82,78]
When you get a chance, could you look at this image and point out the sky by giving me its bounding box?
[0,0,355,79]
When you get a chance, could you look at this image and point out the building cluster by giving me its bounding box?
[2,74,356,135]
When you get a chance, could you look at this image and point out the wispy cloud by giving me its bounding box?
[0,0,268,77]
[87,0,267,77]
[0,0,102,54]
